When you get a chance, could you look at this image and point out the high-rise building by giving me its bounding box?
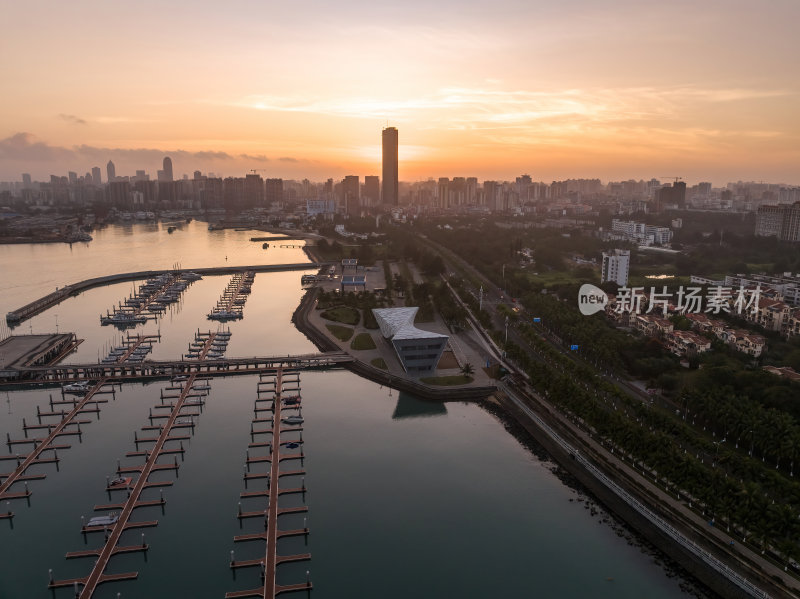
[755,202,800,241]
[244,174,264,207]
[381,127,398,205]
[265,178,284,204]
[106,160,116,183]
[483,180,498,210]
[601,249,630,287]
[437,178,450,209]
[363,176,380,207]
[342,175,360,215]
[162,156,173,182]
[22,173,31,188]
[673,181,686,208]
[91,167,101,185]
[68,171,78,185]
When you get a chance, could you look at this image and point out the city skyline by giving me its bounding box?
[1,1,799,185]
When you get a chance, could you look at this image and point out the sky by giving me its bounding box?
[1,0,798,186]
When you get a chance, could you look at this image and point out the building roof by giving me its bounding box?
[372,307,449,341]
[341,275,366,285]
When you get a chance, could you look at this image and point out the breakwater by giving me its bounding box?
[6,263,325,326]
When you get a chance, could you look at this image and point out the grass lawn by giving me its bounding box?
[526,271,581,288]
[320,306,360,326]
[371,357,388,370]
[420,375,473,386]
[350,332,376,350]
[326,324,354,342]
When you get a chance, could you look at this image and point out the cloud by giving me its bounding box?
[59,113,87,125]
[239,153,270,162]
[278,157,298,162]
[0,133,238,167]
[232,85,793,133]
[0,132,74,161]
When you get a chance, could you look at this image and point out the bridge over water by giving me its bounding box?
[2,352,352,385]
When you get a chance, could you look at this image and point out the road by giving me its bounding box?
[419,233,797,599]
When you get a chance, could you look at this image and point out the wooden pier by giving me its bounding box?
[0,380,113,506]
[227,368,312,598]
[51,371,210,597]
[208,271,254,320]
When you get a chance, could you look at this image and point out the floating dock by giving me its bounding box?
[49,331,222,597]
[0,379,113,507]
[227,367,312,598]
[6,263,326,326]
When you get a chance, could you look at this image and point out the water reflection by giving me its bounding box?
[391,392,448,419]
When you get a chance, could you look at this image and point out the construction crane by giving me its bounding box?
[249,169,268,174]
[660,176,683,184]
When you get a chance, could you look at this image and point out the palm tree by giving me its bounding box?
[460,362,474,377]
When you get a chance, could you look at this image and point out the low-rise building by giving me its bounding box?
[372,307,449,376]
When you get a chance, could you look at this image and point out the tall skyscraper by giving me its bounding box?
[91,167,101,185]
[106,160,116,183]
[381,127,398,206]
[22,173,31,188]
[163,156,173,182]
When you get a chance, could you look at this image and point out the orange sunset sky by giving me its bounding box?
[1,0,798,185]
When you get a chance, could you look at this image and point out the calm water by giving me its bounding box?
[0,224,697,598]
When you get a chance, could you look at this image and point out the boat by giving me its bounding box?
[208,310,242,321]
[63,381,90,394]
[86,513,119,527]
[284,442,301,449]
[281,416,304,425]
[182,272,203,281]
[108,476,132,488]
[283,395,301,405]
[101,313,147,326]
[175,418,194,425]
[171,375,188,382]
[192,384,211,391]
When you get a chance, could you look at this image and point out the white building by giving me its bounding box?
[372,307,449,376]
[610,219,672,246]
[601,249,630,287]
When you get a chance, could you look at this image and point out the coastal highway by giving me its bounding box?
[420,233,795,599]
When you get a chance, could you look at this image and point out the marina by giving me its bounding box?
[227,368,312,598]
[208,271,256,321]
[0,223,703,599]
[99,272,196,327]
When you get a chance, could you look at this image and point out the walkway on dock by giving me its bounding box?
[48,332,225,596]
[208,271,254,320]
[112,333,161,364]
[100,273,184,325]
[227,368,311,598]
[6,263,326,326]
[0,380,112,506]
[5,352,352,384]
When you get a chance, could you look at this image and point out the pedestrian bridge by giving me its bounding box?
[3,352,353,384]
